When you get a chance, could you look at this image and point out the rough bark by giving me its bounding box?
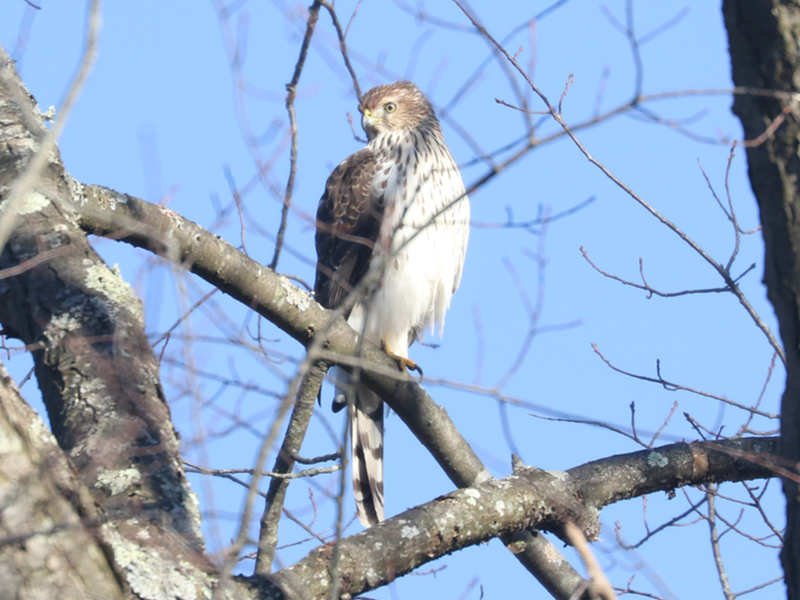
[1,333,776,600]
[722,2,800,596]
[0,362,126,600]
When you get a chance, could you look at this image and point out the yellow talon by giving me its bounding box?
[381,340,423,376]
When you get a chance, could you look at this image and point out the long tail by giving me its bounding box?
[351,386,384,526]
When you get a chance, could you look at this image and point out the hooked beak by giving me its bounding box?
[360,106,377,138]
[361,107,375,126]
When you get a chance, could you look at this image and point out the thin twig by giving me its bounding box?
[591,344,778,419]
[214,355,319,597]
[151,288,219,348]
[184,459,339,481]
[706,487,735,600]
[319,1,362,101]
[459,10,788,362]
[269,1,322,270]
[615,495,707,550]
[564,521,617,600]
[580,246,750,298]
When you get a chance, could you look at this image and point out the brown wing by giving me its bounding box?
[314,148,383,311]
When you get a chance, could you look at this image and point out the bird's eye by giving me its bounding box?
[383,102,397,113]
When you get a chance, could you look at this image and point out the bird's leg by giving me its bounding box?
[381,339,423,376]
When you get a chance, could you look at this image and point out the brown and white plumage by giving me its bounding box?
[314,81,470,526]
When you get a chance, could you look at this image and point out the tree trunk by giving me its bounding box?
[723,2,800,596]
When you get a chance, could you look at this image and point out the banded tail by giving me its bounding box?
[349,384,384,526]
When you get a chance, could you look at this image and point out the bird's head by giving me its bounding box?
[359,81,437,140]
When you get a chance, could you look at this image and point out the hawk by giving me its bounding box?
[314,81,470,526]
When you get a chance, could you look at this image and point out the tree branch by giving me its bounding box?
[264,437,777,599]
[255,361,329,575]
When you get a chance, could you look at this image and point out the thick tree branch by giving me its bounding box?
[570,437,778,509]
[0,358,286,600]
[264,437,777,599]
[0,2,97,253]
[3,332,777,600]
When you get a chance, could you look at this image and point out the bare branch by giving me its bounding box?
[269,1,322,271]
[255,361,329,575]
[591,344,778,419]
[564,521,617,600]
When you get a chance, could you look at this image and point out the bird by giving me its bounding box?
[314,80,470,526]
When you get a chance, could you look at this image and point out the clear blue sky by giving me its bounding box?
[1,2,783,598]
